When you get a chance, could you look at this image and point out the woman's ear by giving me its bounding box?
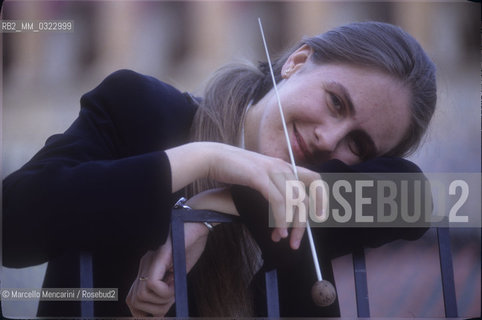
[282,45,313,78]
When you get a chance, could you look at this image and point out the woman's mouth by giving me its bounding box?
[293,124,312,164]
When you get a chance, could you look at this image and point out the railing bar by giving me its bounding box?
[79,252,94,317]
[173,208,241,223]
[265,269,280,317]
[171,212,189,317]
[353,247,370,317]
[437,227,458,317]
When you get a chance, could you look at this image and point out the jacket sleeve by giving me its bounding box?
[231,157,430,268]
[3,70,195,268]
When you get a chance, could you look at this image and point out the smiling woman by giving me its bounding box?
[3,21,436,317]
[167,21,436,317]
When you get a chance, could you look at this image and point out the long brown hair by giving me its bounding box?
[187,21,436,316]
[186,63,265,316]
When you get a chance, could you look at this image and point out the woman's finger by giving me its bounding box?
[300,168,328,224]
[148,239,172,277]
[128,305,150,318]
[288,197,307,250]
[269,165,302,239]
[145,276,175,300]
[135,280,173,305]
[143,238,175,298]
[126,278,149,317]
[126,250,154,309]
[129,298,175,317]
[277,166,321,248]
[137,250,154,277]
[127,256,175,315]
[127,242,175,315]
[268,175,288,241]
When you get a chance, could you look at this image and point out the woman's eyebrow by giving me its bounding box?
[328,81,355,116]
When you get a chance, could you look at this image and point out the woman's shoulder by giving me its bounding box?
[81,69,197,121]
[90,69,184,102]
[100,69,166,87]
[75,69,197,152]
[101,68,142,82]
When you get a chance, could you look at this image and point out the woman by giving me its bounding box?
[3,21,436,317]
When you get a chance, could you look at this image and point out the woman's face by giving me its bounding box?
[244,46,411,167]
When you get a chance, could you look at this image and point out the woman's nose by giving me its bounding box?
[313,123,350,154]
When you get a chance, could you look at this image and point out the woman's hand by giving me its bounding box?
[126,222,209,317]
[126,244,174,317]
[166,142,322,249]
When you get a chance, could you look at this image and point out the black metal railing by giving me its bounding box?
[79,209,458,318]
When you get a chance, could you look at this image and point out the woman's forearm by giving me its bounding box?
[165,142,213,193]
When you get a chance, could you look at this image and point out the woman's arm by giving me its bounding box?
[166,141,320,247]
[3,150,173,267]
[2,70,196,267]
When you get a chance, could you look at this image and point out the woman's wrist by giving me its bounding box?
[166,142,220,193]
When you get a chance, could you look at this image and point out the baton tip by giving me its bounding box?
[312,280,337,307]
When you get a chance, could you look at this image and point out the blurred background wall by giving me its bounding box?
[1,0,480,318]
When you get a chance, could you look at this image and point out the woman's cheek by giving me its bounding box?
[334,149,359,165]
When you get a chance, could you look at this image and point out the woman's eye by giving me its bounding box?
[329,92,343,113]
[349,138,367,159]
[347,131,376,160]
